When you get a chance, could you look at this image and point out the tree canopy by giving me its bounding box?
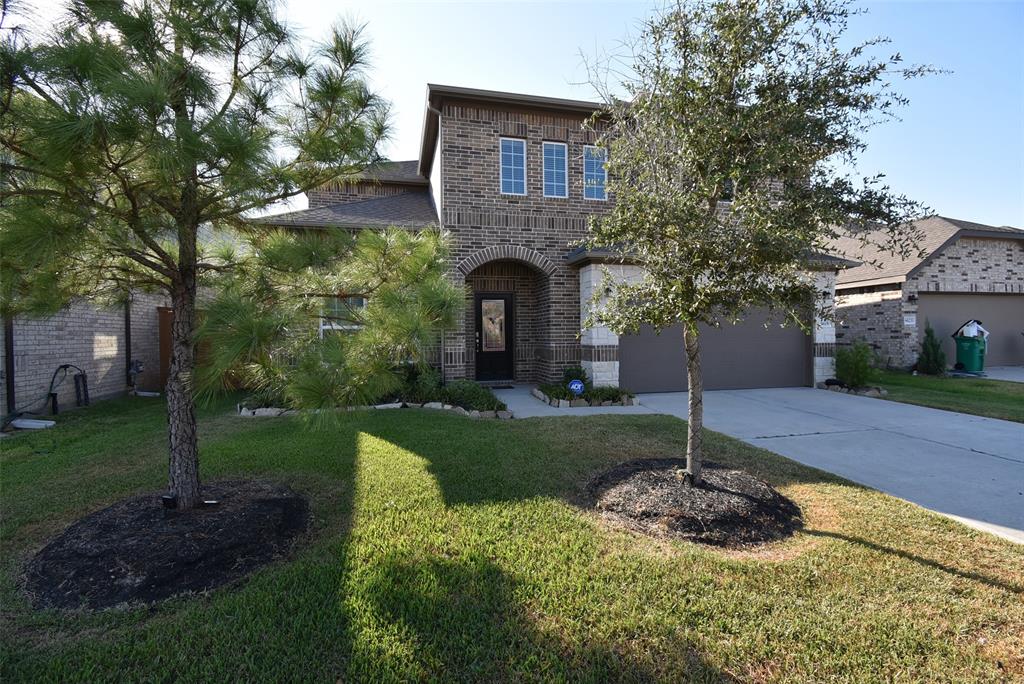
[585,0,932,484]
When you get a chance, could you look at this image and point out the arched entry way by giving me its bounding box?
[458,247,554,383]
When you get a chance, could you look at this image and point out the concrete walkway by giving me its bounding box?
[984,365,1024,383]
[498,385,1024,543]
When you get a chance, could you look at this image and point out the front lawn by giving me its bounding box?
[2,398,1022,681]
[875,369,1024,423]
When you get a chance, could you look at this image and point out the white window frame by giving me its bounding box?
[499,136,527,196]
[319,295,366,337]
[542,141,568,198]
[583,145,607,201]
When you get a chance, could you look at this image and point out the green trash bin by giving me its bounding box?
[954,335,986,372]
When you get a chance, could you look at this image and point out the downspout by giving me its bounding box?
[3,317,14,414]
[124,298,133,389]
[427,102,447,384]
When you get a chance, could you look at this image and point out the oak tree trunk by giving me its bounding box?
[165,262,200,510]
[683,322,703,487]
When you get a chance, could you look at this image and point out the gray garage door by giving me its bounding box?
[917,293,1024,366]
[618,309,812,392]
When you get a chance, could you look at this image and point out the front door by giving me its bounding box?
[474,293,514,380]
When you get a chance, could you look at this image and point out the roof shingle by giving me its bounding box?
[832,215,1023,287]
[253,191,438,229]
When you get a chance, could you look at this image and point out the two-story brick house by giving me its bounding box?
[262,84,844,391]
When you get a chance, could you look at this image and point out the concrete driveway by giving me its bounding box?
[984,366,1024,383]
[498,385,1024,542]
[638,388,1024,544]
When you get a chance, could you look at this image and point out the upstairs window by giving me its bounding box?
[542,142,568,198]
[500,138,526,195]
[583,145,607,200]
[320,295,366,336]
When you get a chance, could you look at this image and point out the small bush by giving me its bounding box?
[396,364,442,404]
[538,382,571,400]
[538,383,632,403]
[835,340,875,388]
[584,386,633,402]
[561,365,591,389]
[441,380,506,412]
[917,322,947,375]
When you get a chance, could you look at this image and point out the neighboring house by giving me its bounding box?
[1,293,167,419]
[260,84,848,392]
[832,216,1024,368]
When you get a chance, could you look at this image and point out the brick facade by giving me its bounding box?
[836,236,1024,367]
[438,99,611,382]
[1,292,167,417]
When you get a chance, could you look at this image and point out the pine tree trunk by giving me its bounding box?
[166,277,200,510]
[683,322,703,487]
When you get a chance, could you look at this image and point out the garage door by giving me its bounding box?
[618,309,812,392]
[917,293,1024,366]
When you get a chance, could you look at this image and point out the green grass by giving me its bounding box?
[1,397,1022,682]
[875,369,1024,422]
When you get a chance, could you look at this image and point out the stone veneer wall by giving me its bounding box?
[438,100,612,382]
[836,236,1024,367]
[578,264,838,387]
[1,291,167,417]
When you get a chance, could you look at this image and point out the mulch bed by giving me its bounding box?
[24,480,309,611]
[585,459,802,547]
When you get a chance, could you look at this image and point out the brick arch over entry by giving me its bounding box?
[456,245,557,277]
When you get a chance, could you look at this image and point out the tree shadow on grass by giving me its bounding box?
[803,529,1023,595]
[356,551,731,682]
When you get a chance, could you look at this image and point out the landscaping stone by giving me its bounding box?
[452,406,469,416]
[530,388,546,401]
[570,399,588,408]
[497,410,513,420]
[557,399,570,408]
[468,410,481,419]
[601,400,612,407]
[423,401,444,409]
[480,410,497,419]
[373,402,403,410]
[253,408,285,417]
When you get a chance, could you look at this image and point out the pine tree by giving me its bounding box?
[1,1,389,509]
[917,322,947,375]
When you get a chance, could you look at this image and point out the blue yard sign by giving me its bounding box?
[568,379,585,396]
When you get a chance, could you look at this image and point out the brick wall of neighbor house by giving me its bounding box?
[0,292,167,417]
[836,236,1024,367]
[439,100,612,382]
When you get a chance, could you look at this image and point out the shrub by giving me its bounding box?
[583,386,633,402]
[560,365,591,389]
[917,322,947,375]
[835,340,875,388]
[396,364,442,404]
[441,380,506,412]
[538,382,571,400]
[538,383,632,403]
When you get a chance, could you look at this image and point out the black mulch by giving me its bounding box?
[585,458,802,547]
[23,480,309,611]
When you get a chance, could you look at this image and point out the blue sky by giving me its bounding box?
[30,1,1024,226]
[295,0,1023,227]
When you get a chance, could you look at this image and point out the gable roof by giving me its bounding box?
[252,191,438,229]
[832,215,1023,289]
[418,84,605,178]
[358,160,427,186]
